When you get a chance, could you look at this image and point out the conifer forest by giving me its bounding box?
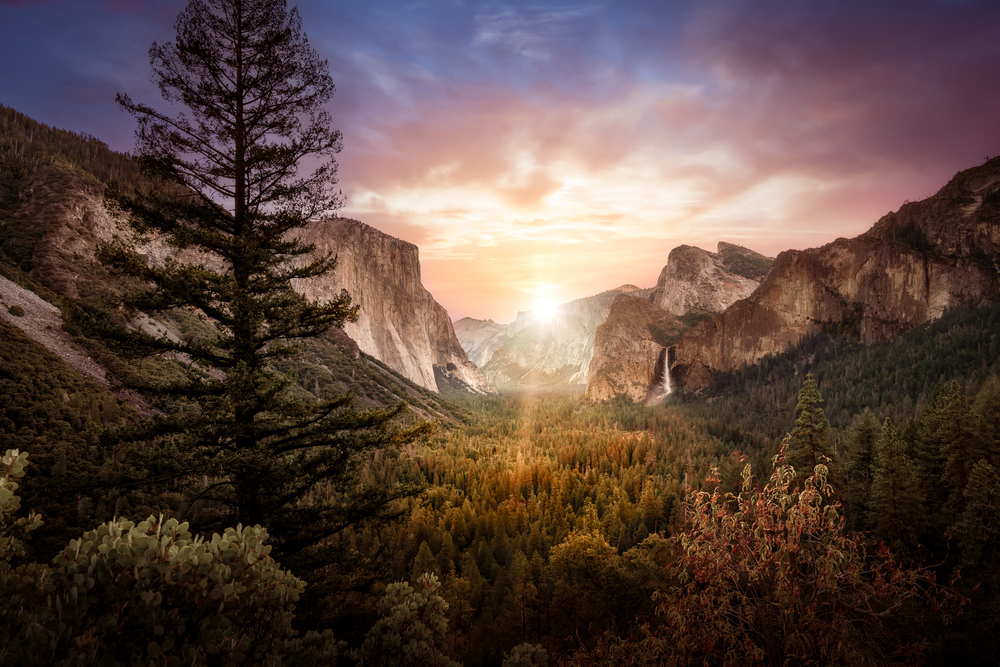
[3,0,1000,665]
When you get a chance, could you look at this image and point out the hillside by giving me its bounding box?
[672,157,1000,390]
[0,106,489,399]
[586,242,774,402]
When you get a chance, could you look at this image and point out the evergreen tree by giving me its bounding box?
[972,374,1000,458]
[916,381,985,533]
[955,459,1000,575]
[843,409,880,530]
[95,0,428,564]
[868,419,924,556]
[787,373,833,475]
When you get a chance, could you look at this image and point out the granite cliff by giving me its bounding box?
[585,295,685,403]
[3,164,490,396]
[671,157,1000,391]
[650,243,772,316]
[295,218,495,395]
[586,243,774,402]
[453,317,510,368]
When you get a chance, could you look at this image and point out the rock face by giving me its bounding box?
[296,218,495,395]
[453,317,510,368]
[585,295,684,403]
[585,243,773,402]
[0,110,490,407]
[672,157,1000,391]
[650,243,773,316]
[27,184,492,396]
[481,285,647,391]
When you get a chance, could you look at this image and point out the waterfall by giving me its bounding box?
[663,355,671,395]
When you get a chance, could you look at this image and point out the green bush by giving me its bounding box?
[0,449,343,666]
[502,643,548,667]
[354,573,460,667]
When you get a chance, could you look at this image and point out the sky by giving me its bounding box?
[2,0,1000,323]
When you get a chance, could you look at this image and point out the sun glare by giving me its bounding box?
[531,296,561,321]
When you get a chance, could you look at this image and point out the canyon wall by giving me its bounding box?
[672,158,1000,390]
[480,285,647,391]
[296,218,494,395]
[586,243,774,402]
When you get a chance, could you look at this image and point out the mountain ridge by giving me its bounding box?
[670,157,1000,391]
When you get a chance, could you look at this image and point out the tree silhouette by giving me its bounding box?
[97,0,428,564]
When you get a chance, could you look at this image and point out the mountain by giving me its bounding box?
[586,243,774,402]
[671,157,1000,391]
[585,294,685,403]
[480,285,648,392]
[650,242,773,316]
[0,106,491,399]
[295,218,494,395]
[453,317,510,368]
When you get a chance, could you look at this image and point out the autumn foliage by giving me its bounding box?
[652,446,959,666]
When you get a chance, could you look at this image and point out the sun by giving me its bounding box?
[531,296,561,321]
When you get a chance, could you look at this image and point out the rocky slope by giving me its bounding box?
[481,285,647,391]
[586,243,773,402]
[650,243,773,316]
[1,153,491,396]
[671,157,1000,391]
[453,317,510,368]
[585,294,685,403]
[296,219,494,395]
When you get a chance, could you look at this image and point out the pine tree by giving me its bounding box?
[787,373,833,476]
[843,409,880,530]
[95,0,428,565]
[955,459,1000,574]
[868,419,925,556]
[973,374,1000,460]
[916,381,985,532]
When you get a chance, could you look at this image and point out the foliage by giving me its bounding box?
[867,419,924,555]
[652,449,957,666]
[502,643,548,667]
[953,459,1000,573]
[786,372,833,477]
[0,450,41,563]
[353,572,460,667]
[1,450,343,665]
[94,0,429,563]
[0,321,122,559]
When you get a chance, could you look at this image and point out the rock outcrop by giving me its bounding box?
[672,157,1000,391]
[650,243,773,316]
[585,243,773,402]
[481,285,647,391]
[585,295,684,403]
[453,317,510,368]
[296,218,495,395]
[19,175,490,396]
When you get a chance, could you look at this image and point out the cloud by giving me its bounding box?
[9,0,998,321]
[681,0,1000,174]
[472,5,599,61]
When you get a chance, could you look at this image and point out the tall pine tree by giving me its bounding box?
[96,0,428,565]
[868,419,925,557]
[787,373,833,477]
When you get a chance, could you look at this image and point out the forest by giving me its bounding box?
[4,283,1000,664]
[3,0,1000,663]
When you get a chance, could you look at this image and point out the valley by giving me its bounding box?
[3,103,1000,666]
